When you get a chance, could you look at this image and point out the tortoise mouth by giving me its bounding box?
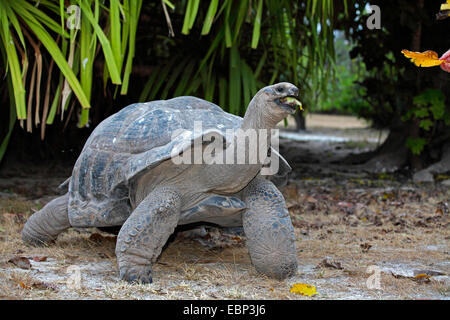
[275,95,303,114]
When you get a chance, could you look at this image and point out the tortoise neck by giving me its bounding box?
[239,96,279,153]
[240,96,281,131]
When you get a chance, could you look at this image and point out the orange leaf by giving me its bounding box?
[33,256,47,262]
[401,50,444,67]
[19,282,31,290]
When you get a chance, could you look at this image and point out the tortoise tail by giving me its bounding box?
[57,177,71,192]
[22,193,71,246]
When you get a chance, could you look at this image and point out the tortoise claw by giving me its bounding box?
[119,265,153,284]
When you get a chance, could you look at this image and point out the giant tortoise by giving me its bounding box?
[22,82,302,283]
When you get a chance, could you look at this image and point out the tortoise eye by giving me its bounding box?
[276,87,284,93]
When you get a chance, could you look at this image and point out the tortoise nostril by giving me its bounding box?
[289,87,299,96]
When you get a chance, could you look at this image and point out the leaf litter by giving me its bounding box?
[0,124,448,299]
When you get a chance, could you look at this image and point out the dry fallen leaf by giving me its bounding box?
[337,201,353,208]
[89,233,117,243]
[19,282,31,290]
[412,273,431,283]
[290,283,318,296]
[390,271,437,283]
[317,258,343,270]
[306,196,318,204]
[32,256,47,262]
[360,243,372,253]
[282,184,298,200]
[343,269,360,277]
[401,50,444,67]
[413,269,446,277]
[8,256,31,270]
[31,281,58,291]
[63,254,79,262]
[19,280,58,291]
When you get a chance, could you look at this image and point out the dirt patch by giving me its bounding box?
[0,183,448,300]
[280,114,372,129]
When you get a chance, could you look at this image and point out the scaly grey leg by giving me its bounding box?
[242,177,298,279]
[22,193,70,246]
[116,186,181,283]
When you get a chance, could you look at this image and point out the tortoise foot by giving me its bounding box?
[119,264,153,284]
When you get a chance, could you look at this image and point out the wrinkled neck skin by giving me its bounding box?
[201,92,287,195]
[239,92,286,151]
[186,92,287,196]
[241,94,282,131]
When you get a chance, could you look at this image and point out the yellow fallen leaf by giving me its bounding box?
[413,273,431,280]
[290,283,317,296]
[401,50,444,67]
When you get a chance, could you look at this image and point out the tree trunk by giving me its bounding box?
[294,112,306,131]
[413,142,450,182]
[408,0,425,170]
[341,122,409,172]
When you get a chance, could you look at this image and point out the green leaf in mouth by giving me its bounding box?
[281,96,303,110]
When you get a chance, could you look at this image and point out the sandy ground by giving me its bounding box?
[280,114,371,129]
[0,114,448,300]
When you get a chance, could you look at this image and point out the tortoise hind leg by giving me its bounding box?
[22,193,71,246]
[116,186,181,283]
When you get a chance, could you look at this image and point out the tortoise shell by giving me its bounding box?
[68,97,240,226]
[67,96,289,227]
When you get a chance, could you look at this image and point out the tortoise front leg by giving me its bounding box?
[116,186,181,283]
[242,177,298,279]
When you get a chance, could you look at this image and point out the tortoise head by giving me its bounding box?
[242,82,302,129]
[262,82,302,115]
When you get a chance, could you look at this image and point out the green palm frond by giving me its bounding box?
[142,0,343,116]
[0,0,144,159]
[0,0,346,163]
